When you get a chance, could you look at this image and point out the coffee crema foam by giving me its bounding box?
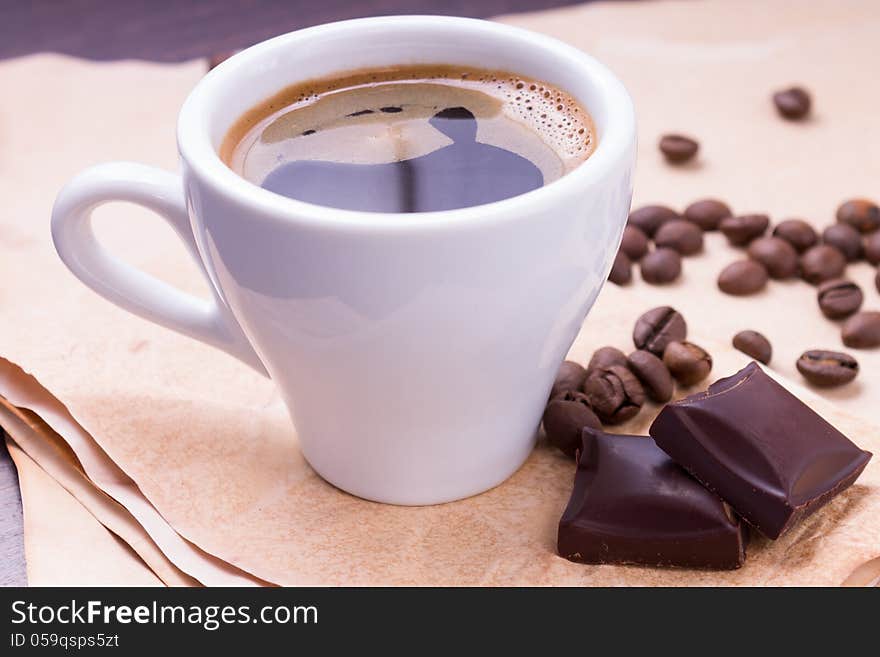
[221,65,595,210]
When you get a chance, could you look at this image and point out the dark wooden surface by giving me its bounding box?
[0,0,608,587]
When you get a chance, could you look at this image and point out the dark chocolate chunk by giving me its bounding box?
[633,306,687,356]
[557,429,747,569]
[549,360,588,400]
[650,362,872,539]
[542,392,602,458]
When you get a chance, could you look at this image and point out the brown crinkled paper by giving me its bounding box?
[0,0,878,585]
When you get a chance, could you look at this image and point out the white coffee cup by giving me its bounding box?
[51,16,635,505]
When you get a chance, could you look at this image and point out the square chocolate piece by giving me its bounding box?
[650,362,872,539]
[557,428,747,569]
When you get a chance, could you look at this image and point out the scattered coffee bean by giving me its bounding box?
[608,251,632,285]
[864,231,880,265]
[717,259,769,295]
[549,360,588,400]
[620,225,649,260]
[720,214,769,246]
[746,236,799,279]
[796,350,859,387]
[640,248,682,284]
[772,218,818,253]
[581,365,645,424]
[588,346,628,373]
[633,306,688,356]
[816,279,863,320]
[837,199,880,233]
[732,330,772,364]
[772,86,811,120]
[822,223,863,262]
[653,219,704,255]
[683,198,731,231]
[799,244,847,284]
[841,311,880,349]
[659,134,699,164]
[628,205,680,237]
[543,391,603,457]
[663,341,713,386]
[207,50,239,70]
[626,350,674,403]
[876,269,880,295]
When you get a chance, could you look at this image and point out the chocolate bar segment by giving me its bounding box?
[650,362,872,539]
[557,429,746,569]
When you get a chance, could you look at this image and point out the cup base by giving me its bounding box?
[302,433,537,506]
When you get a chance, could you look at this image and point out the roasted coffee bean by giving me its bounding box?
[822,223,863,262]
[620,225,649,260]
[543,391,603,457]
[876,269,880,295]
[800,244,847,284]
[549,360,588,400]
[772,86,811,120]
[608,251,632,285]
[864,231,880,265]
[581,366,645,425]
[683,198,731,231]
[626,350,674,403]
[796,350,859,387]
[717,259,769,295]
[628,205,680,237]
[633,306,687,356]
[588,346,628,373]
[746,236,799,279]
[817,279,863,320]
[659,134,699,164]
[653,219,704,255]
[772,218,818,253]
[720,214,769,246]
[732,330,772,364]
[207,50,239,70]
[663,341,713,386]
[640,248,682,284]
[837,199,880,233]
[841,311,880,349]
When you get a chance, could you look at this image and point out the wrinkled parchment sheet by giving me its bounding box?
[0,0,878,584]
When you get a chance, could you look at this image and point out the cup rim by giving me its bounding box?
[178,15,635,232]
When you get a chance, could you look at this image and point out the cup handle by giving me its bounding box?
[51,162,268,376]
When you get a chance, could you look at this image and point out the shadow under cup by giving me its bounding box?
[178,17,636,505]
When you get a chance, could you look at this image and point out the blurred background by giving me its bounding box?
[1,0,603,62]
